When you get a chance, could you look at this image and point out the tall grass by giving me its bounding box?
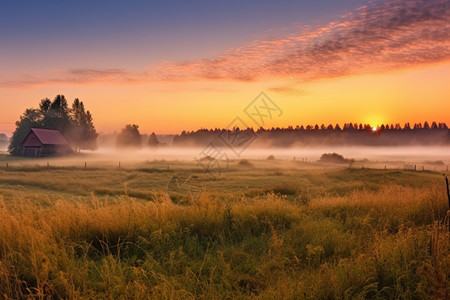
[0,179,448,298]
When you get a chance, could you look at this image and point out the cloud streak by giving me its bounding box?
[0,69,146,87]
[158,0,449,82]
[1,0,449,87]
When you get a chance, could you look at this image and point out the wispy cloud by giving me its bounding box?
[267,86,308,96]
[1,0,448,87]
[0,69,147,87]
[158,0,449,82]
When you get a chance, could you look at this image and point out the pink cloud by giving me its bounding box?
[155,0,450,82]
[1,0,448,87]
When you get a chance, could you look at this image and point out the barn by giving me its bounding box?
[22,128,70,157]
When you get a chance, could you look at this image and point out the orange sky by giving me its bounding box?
[1,0,449,136]
[1,62,449,136]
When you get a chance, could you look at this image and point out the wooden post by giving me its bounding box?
[119,161,121,169]
[445,175,450,210]
[5,163,8,171]
[85,162,87,169]
[445,175,450,232]
[47,162,49,169]
[414,165,416,171]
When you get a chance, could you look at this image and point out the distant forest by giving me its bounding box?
[173,122,449,147]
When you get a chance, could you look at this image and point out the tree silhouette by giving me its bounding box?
[70,99,98,151]
[43,95,71,132]
[116,124,142,148]
[148,132,160,147]
[172,121,449,148]
[8,95,98,156]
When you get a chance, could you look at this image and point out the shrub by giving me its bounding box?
[238,159,253,167]
[319,152,349,164]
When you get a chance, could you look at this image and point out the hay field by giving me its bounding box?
[0,158,448,299]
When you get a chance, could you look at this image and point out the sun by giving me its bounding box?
[372,126,378,132]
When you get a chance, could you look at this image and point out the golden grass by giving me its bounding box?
[0,166,448,298]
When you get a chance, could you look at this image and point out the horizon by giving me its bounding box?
[1,120,449,138]
[1,0,449,136]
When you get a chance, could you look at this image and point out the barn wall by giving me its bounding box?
[23,146,42,157]
[41,145,70,156]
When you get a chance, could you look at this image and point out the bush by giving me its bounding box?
[319,153,349,164]
[238,159,253,167]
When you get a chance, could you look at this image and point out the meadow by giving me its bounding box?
[0,156,448,299]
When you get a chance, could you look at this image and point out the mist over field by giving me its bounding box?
[0,134,8,151]
[2,144,448,172]
[89,145,450,163]
[2,127,448,168]
[68,132,450,165]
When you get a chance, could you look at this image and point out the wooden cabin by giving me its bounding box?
[22,128,70,157]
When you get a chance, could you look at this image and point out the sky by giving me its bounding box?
[0,0,449,136]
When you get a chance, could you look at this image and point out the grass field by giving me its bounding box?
[0,158,448,299]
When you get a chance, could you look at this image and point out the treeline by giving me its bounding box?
[173,122,450,147]
[104,124,162,149]
[9,95,98,155]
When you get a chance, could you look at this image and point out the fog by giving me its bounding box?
[70,145,450,166]
[1,145,449,170]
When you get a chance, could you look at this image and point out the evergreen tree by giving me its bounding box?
[148,132,160,147]
[43,95,71,132]
[70,99,98,151]
[39,98,51,113]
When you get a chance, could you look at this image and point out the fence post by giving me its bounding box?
[5,163,8,171]
[445,175,450,232]
[85,162,87,169]
[445,175,450,210]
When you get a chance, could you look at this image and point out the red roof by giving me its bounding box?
[23,128,69,146]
